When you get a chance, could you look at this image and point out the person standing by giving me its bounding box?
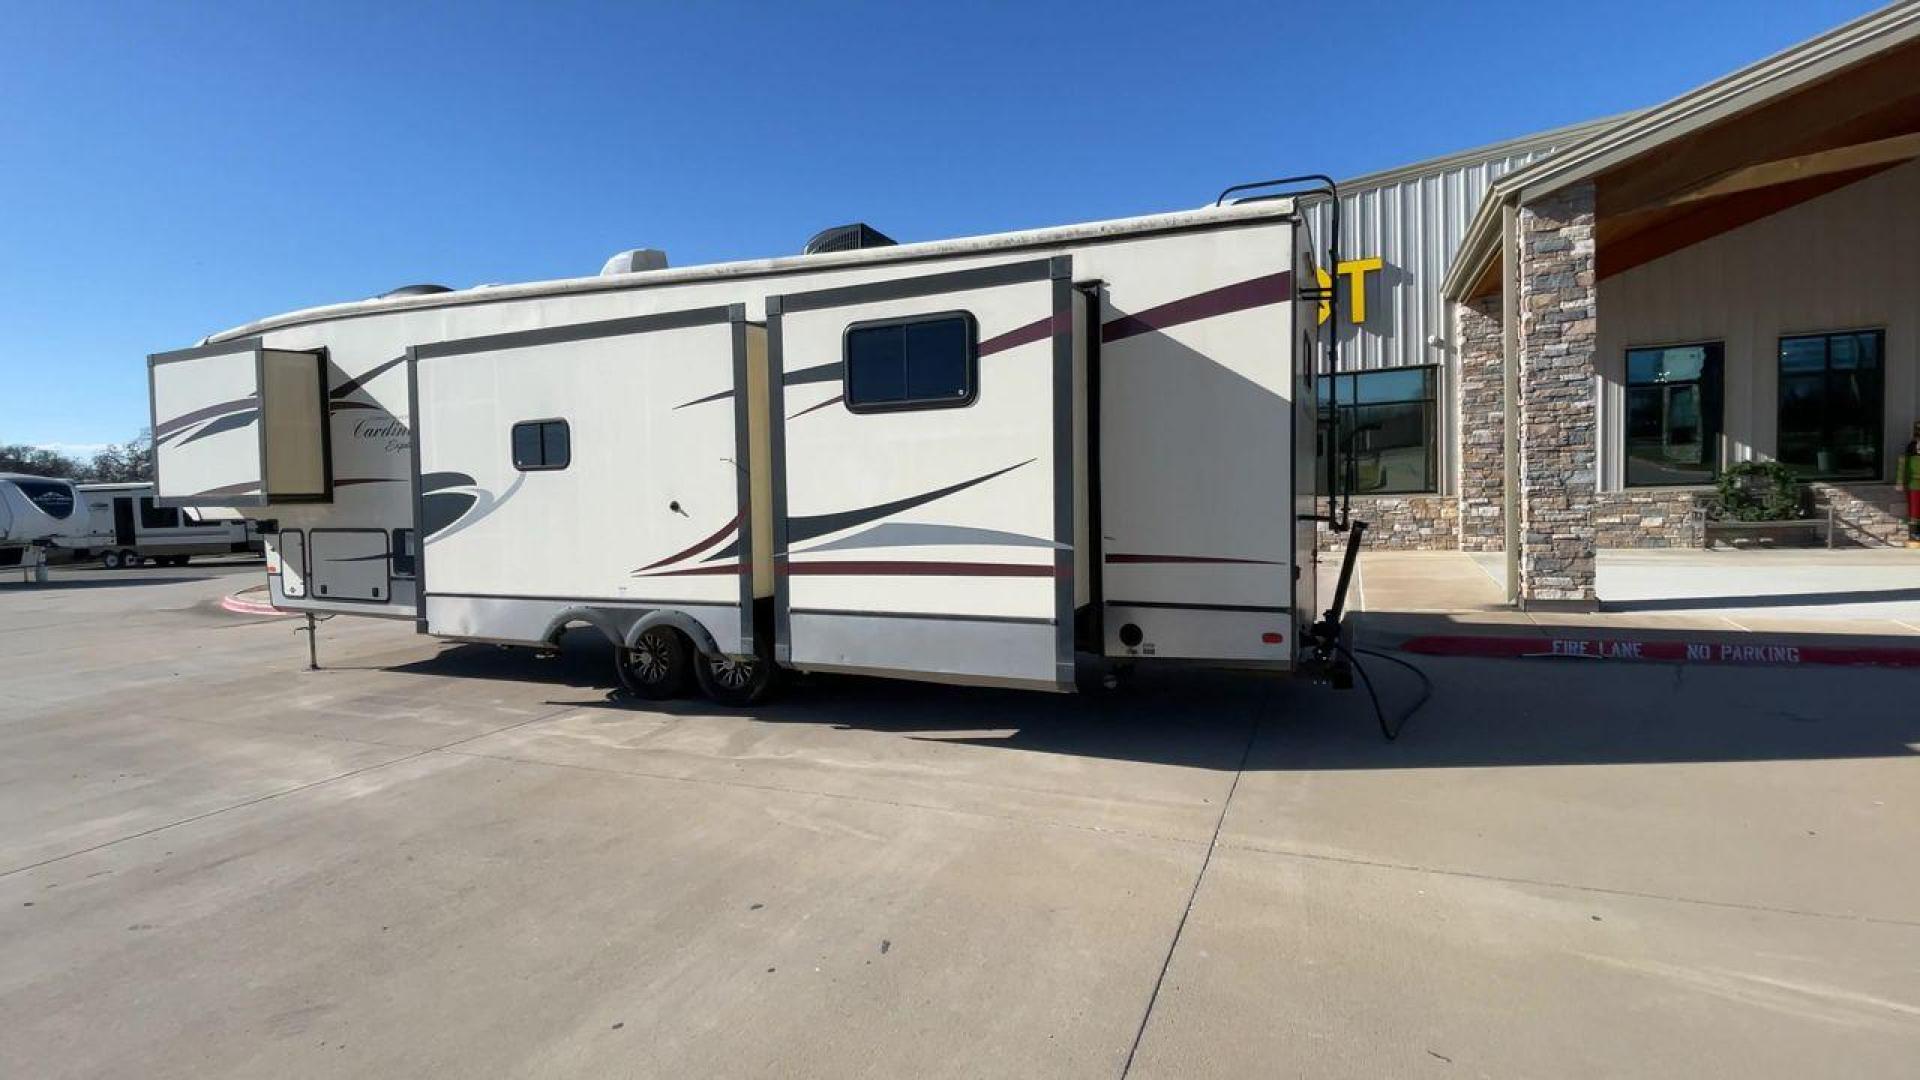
[1901,423,1920,548]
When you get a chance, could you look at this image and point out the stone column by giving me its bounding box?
[1455,295,1505,551]
[1515,182,1598,608]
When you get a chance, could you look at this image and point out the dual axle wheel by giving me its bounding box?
[615,626,776,707]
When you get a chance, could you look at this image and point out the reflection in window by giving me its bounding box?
[1625,343,1723,486]
[1777,330,1882,480]
[1317,366,1438,495]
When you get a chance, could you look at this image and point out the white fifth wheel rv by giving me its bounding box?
[0,473,84,579]
[149,190,1360,703]
[58,482,261,568]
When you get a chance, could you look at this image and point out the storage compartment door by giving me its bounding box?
[309,529,389,602]
[276,530,307,599]
[771,257,1076,690]
[149,343,329,507]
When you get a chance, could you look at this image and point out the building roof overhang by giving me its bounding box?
[1440,0,1920,303]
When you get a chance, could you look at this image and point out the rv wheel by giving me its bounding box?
[616,627,693,700]
[101,550,123,570]
[693,648,777,707]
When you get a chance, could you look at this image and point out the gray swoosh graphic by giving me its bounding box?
[796,522,1062,555]
[176,409,260,447]
[424,472,525,545]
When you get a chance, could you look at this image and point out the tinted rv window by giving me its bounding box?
[844,312,977,412]
[511,420,570,471]
[14,480,75,519]
[139,497,182,530]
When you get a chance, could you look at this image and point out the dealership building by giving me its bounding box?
[1305,1,1920,609]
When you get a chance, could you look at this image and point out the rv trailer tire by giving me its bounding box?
[617,626,693,700]
[693,646,777,708]
[101,550,124,570]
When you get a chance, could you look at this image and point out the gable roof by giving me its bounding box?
[1440,0,1920,301]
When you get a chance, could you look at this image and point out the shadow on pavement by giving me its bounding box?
[0,575,207,591]
[379,630,1920,772]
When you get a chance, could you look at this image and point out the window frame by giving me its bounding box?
[841,310,980,415]
[390,527,417,578]
[1775,328,1885,482]
[510,418,571,472]
[1316,363,1441,496]
[1622,340,1725,489]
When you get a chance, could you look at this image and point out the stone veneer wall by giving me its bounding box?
[1592,483,1908,548]
[1593,491,1705,548]
[1515,183,1598,605]
[1455,296,1505,551]
[1315,496,1460,551]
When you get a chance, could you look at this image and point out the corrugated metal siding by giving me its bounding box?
[1304,131,1605,372]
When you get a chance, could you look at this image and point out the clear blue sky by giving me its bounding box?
[0,0,1883,450]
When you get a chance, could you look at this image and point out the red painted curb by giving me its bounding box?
[1401,634,1920,669]
[220,593,294,617]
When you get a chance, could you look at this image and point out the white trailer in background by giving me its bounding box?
[0,474,84,581]
[58,482,261,568]
[149,190,1355,703]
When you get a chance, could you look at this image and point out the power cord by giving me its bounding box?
[1334,641,1432,741]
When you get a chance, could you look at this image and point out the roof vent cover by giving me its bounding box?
[600,248,669,276]
[803,223,896,255]
[378,283,453,299]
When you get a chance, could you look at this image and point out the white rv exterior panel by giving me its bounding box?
[770,259,1074,689]
[1087,221,1302,663]
[150,343,266,505]
[413,307,754,652]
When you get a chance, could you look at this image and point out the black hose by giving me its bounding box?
[1334,642,1432,741]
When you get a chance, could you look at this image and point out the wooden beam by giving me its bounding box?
[1641,131,1920,211]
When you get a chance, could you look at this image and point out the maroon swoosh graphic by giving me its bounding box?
[978,315,1054,357]
[182,481,263,499]
[790,395,843,419]
[633,514,741,573]
[1105,553,1283,565]
[153,395,258,440]
[782,560,1063,578]
[1101,271,1292,344]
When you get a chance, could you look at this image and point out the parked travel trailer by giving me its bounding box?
[0,473,84,579]
[58,482,261,568]
[149,192,1357,702]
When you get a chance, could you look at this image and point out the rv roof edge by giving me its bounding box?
[196,200,1298,345]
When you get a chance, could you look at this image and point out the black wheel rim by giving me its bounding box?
[626,632,673,684]
[708,655,756,691]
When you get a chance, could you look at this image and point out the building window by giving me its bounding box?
[390,528,416,577]
[511,420,570,471]
[139,497,182,530]
[1317,366,1438,495]
[1777,330,1883,480]
[1625,342,1723,486]
[844,312,977,412]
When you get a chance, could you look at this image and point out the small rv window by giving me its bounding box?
[844,312,977,412]
[390,528,416,577]
[511,420,570,471]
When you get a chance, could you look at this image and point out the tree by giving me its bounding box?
[0,429,152,481]
[85,431,153,482]
[0,444,83,478]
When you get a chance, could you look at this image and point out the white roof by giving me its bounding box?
[204,199,1298,344]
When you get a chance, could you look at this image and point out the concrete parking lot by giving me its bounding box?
[2,562,1918,1078]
